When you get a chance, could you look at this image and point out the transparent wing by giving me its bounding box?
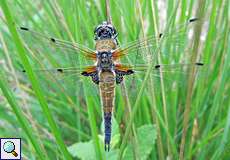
[21,65,97,84]
[117,62,204,84]
[19,27,97,60]
[20,65,99,106]
[130,62,204,72]
[112,18,198,60]
[121,62,205,94]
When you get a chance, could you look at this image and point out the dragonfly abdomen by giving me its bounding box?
[99,72,115,151]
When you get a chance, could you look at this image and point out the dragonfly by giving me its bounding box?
[20,18,203,151]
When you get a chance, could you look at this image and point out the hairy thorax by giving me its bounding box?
[95,39,117,52]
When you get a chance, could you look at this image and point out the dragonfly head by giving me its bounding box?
[97,51,113,70]
[94,21,118,40]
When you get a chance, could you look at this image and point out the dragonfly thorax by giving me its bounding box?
[97,51,114,71]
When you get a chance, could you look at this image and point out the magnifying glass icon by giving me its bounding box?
[3,141,18,157]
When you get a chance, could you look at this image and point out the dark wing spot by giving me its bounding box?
[127,70,134,74]
[20,27,29,31]
[50,38,56,43]
[57,68,63,73]
[155,64,161,69]
[159,33,163,38]
[81,72,89,76]
[195,62,204,66]
[22,69,26,72]
[189,18,198,23]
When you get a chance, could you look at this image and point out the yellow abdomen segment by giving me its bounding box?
[99,72,115,113]
[99,71,115,151]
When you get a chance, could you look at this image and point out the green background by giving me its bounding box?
[0,0,229,159]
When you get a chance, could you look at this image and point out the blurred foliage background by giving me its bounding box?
[0,0,229,159]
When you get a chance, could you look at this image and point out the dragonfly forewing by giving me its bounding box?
[19,27,97,60]
[113,18,198,60]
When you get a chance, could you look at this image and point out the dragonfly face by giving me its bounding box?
[94,21,118,40]
[97,51,114,71]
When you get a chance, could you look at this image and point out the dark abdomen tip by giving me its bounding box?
[104,112,112,151]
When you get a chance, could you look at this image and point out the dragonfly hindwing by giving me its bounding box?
[81,71,99,84]
[115,69,134,84]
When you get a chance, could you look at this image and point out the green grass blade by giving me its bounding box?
[0,1,72,159]
[0,0,229,159]
[0,69,47,159]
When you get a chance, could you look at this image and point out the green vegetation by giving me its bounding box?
[0,0,229,160]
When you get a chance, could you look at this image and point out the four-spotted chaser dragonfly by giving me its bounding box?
[20,18,203,151]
